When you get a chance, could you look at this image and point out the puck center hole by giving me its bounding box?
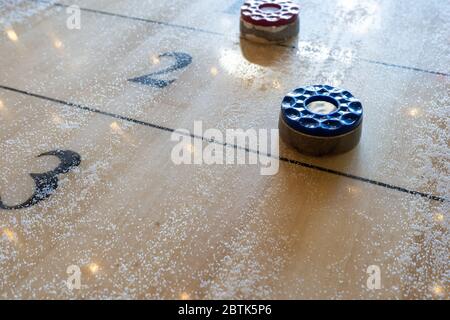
[305,96,339,115]
[258,3,282,13]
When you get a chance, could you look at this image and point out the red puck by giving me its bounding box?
[240,0,300,27]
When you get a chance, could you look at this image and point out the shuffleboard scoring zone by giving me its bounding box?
[128,52,193,88]
[0,150,81,210]
[48,1,450,78]
[0,84,446,203]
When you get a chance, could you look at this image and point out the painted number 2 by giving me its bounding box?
[0,150,81,210]
[128,52,192,88]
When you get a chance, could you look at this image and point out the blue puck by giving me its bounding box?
[279,85,363,156]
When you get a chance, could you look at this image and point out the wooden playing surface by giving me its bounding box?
[0,0,448,299]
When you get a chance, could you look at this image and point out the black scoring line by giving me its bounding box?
[0,84,446,203]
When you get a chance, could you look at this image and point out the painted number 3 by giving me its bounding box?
[128,51,192,88]
[0,150,81,210]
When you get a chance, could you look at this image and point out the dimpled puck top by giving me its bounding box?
[281,85,363,137]
[241,0,300,27]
